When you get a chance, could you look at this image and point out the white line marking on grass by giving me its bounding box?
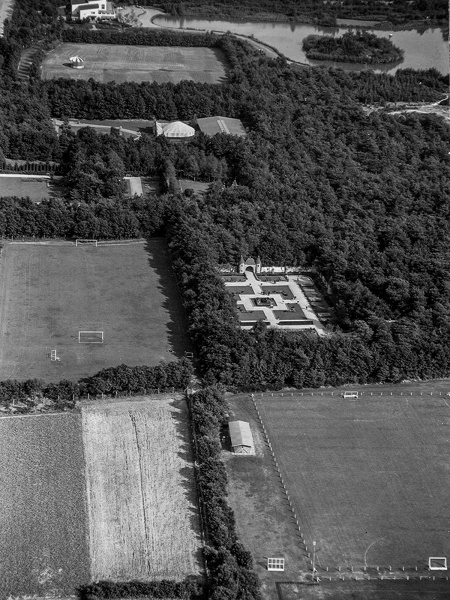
[294,398,410,422]
[364,537,387,568]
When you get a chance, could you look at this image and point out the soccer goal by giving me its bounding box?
[267,558,285,572]
[76,239,98,247]
[428,557,447,570]
[79,331,104,344]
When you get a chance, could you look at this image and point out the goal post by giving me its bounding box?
[76,239,98,247]
[267,558,285,571]
[428,557,447,570]
[79,331,104,344]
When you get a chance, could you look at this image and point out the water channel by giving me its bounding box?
[153,15,449,75]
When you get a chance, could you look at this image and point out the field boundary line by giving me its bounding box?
[0,410,78,419]
[251,393,315,578]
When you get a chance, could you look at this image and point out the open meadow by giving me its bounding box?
[0,240,191,381]
[254,389,450,569]
[0,176,67,202]
[0,413,89,597]
[41,43,228,84]
[82,394,203,580]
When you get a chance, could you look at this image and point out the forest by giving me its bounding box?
[0,0,449,392]
[151,0,448,26]
[302,31,404,64]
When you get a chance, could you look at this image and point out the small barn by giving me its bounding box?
[229,420,254,455]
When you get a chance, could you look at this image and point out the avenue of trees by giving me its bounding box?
[303,31,404,64]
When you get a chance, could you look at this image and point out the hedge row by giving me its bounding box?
[62,27,219,47]
[0,359,193,410]
[190,387,261,600]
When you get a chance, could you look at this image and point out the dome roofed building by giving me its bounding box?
[155,120,195,140]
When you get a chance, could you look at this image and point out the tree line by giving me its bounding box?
[303,31,404,64]
[0,359,193,411]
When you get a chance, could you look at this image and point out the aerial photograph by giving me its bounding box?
[0,0,448,599]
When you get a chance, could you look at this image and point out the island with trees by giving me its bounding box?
[303,30,404,64]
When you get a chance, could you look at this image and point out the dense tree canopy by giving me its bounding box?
[0,0,449,391]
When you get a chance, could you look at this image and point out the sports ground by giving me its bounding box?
[41,43,228,84]
[226,386,450,599]
[0,176,67,202]
[0,240,191,381]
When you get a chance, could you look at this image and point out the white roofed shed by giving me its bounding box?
[229,420,254,455]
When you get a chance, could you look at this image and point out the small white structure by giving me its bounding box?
[428,557,447,570]
[155,121,195,140]
[69,55,85,69]
[229,420,254,455]
[342,391,359,398]
[267,557,285,572]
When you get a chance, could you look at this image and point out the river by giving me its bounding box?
[153,15,449,75]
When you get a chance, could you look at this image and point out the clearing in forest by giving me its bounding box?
[41,43,228,84]
[0,240,191,381]
[81,394,203,581]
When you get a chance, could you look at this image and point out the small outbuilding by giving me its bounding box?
[229,420,254,455]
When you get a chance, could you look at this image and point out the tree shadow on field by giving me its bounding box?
[143,239,194,360]
[170,397,205,574]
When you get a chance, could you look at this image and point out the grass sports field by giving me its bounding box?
[41,43,228,84]
[0,176,67,202]
[227,386,450,598]
[255,388,450,568]
[0,413,89,597]
[82,395,202,580]
[0,240,191,381]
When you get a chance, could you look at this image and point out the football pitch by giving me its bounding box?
[255,391,450,569]
[0,240,190,381]
[41,43,228,84]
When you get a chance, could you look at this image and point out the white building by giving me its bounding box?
[229,420,254,455]
[71,0,116,20]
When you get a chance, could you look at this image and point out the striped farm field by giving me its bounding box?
[82,394,203,581]
[41,43,228,84]
[0,413,89,598]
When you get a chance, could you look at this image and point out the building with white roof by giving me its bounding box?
[229,420,254,455]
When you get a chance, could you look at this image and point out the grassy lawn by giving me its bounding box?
[224,395,309,600]
[278,579,450,600]
[0,413,89,597]
[254,388,450,569]
[42,43,228,84]
[0,239,191,381]
[0,177,67,202]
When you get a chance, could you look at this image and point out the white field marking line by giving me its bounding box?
[294,398,410,423]
[364,537,387,568]
[96,241,146,246]
[442,397,450,410]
